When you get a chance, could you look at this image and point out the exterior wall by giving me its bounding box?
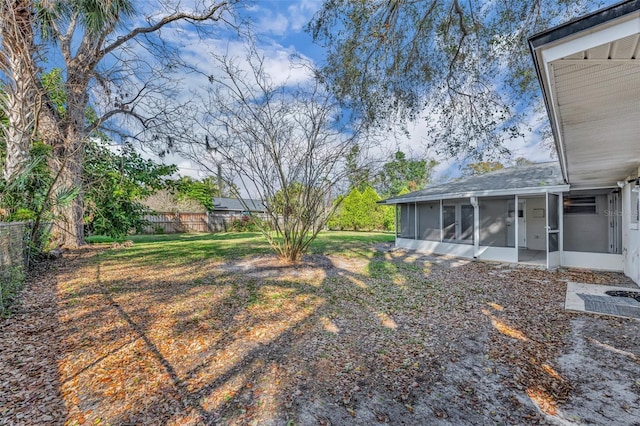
[417,202,440,241]
[563,193,609,253]
[397,238,475,258]
[622,180,640,283]
[562,251,623,271]
[396,238,518,263]
[525,197,546,250]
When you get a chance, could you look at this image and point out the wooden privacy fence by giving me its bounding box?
[143,212,221,233]
[142,212,269,234]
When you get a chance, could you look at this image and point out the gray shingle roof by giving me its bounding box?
[382,161,567,204]
[212,197,266,213]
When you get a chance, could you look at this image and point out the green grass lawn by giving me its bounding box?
[102,231,395,266]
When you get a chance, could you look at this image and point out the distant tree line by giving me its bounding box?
[328,149,437,232]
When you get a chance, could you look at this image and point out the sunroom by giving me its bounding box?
[382,162,624,271]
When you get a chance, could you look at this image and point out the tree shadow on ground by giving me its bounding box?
[4,243,638,424]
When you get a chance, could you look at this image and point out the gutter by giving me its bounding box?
[380,184,570,205]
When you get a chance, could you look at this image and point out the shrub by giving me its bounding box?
[226,215,270,232]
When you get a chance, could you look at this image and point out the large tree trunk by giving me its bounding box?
[50,146,84,248]
[0,0,38,181]
[49,76,89,248]
[38,71,88,248]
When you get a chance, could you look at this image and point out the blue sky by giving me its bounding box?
[129,0,617,183]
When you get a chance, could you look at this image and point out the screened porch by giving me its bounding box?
[394,189,623,271]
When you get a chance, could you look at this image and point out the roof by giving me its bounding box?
[529,0,640,49]
[212,197,266,212]
[529,0,640,188]
[381,162,569,204]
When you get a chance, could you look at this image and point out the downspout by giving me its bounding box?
[471,196,479,259]
[395,204,399,242]
[515,195,519,262]
[414,202,418,240]
[439,200,443,242]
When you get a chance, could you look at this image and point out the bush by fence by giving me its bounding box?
[0,222,32,315]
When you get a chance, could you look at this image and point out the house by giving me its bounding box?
[212,197,266,215]
[381,0,640,280]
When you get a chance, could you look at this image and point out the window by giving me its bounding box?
[563,196,596,214]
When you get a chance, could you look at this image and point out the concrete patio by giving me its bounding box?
[565,282,640,320]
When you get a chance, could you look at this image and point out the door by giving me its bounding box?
[460,204,474,242]
[546,193,561,269]
[517,203,526,248]
[443,205,456,240]
[507,200,525,247]
[443,204,474,242]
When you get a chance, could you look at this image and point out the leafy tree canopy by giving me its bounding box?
[173,176,221,212]
[345,144,371,192]
[328,185,393,231]
[309,0,599,159]
[464,161,504,176]
[83,141,176,239]
[377,151,437,197]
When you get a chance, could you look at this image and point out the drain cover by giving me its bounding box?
[605,290,640,303]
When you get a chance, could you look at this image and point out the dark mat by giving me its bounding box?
[577,293,640,319]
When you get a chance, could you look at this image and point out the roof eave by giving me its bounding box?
[527,0,640,187]
[528,42,570,185]
[381,184,570,205]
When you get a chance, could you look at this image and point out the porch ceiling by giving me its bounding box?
[531,2,640,189]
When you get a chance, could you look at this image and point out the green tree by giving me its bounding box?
[174,176,221,212]
[382,204,395,232]
[0,141,53,222]
[0,1,237,247]
[309,0,598,158]
[464,161,504,176]
[340,188,364,230]
[345,144,371,192]
[361,186,382,231]
[83,141,176,239]
[377,151,437,197]
[329,186,391,231]
[326,194,346,230]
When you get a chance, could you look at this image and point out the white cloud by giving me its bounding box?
[257,12,290,36]
[287,0,323,32]
[249,0,322,35]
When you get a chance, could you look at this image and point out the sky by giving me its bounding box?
[126,0,612,186]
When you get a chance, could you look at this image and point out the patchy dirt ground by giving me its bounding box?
[1,244,639,425]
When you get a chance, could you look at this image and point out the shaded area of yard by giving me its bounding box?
[1,232,639,425]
